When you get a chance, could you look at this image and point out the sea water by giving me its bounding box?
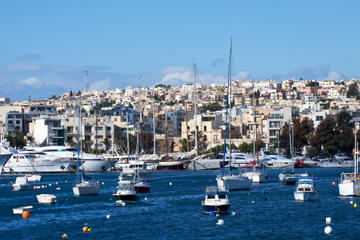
[0,168,359,240]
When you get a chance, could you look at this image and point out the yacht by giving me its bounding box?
[201,186,230,215]
[294,178,318,201]
[243,170,267,183]
[113,174,138,202]
[25,146,109,172]
[3,152,74,173]
[261,150,295,168]
[0,139,15,174]
[73,177,100,196]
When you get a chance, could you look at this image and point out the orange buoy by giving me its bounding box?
[61,233,68,239]
[82,226,88,232]
[22,211,30,219]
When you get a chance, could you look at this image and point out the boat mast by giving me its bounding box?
[193,63,198,155]
[126,112,130,155]
[165,111,169,156]
[186,105,189,152]
[152,104,156,155]
[77,92,82,183]
[228,38,232,174]
[221,38,232,176]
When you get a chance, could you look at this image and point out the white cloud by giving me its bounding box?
[326,71,345,80]
[19,77,41,86]
[90,78,111,90]
[236,72,251,80]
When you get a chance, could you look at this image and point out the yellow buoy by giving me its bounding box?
[102,182,105,185]
[82,226,88,232]
[87,227,92,232]
[354,202,358,208]
[61,233,68,239]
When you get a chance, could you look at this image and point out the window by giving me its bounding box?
[218,194,227,199]
[204,126,207,132]
[316,116,323,121]
[269,121,280,128]
[16,120,20,125]
[207,195,215,199]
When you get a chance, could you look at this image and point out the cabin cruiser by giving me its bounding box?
[113,174,138,202]
[3,152,74,173]
[294,178,318,201]
[201,186,230,215]
[24,146,110,172]
[37,194,57,204]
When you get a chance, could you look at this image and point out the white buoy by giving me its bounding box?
[216,219,224,225]
[324,226,332,234]
[216,213,220,217]
[350,200,354,204]
[106,215,111,219]
[251,201,255,204]
[169,182,173,186]
[144,197,148,201]
[326,217,331,224]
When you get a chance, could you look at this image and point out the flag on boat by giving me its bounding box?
[82,171,93,180]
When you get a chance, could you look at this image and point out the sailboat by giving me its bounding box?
[243,83,267,183]
[73,92,100,196]
[339,133,360,196]
[216,38,252,191]
[278,121,308,185]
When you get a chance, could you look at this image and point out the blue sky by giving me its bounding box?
[1,1,360,100]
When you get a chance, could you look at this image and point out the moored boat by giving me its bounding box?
[201,186,230,215]
[36,194,57,204]
[13,176,30,191]
[294,178,318,201]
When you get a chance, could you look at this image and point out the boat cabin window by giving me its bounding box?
[207,195,215,199]
[118,184,132,191]
[218,194,227,199]
[304,188,311,191]
[298,188,303,191]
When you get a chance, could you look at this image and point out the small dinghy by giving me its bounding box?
[13,176,31,191]
[36,194,57,204]
[12,205,33,214]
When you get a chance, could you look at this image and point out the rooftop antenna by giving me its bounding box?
[84,70,89,91]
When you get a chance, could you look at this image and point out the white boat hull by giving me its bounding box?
[73,182,100,196]
[187,159,223,170]
[12,205,33,214]
[0,153,12,174]
[294,191,318,201]
[36,194,56,204]
[3,160,74,173]
[216,175,252,191]
[319,161,354,168]
[26,174,42,182]
[243,171,267,183]
[339,181,360,196]
[80,160,107,172]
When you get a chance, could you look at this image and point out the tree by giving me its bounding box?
[347,82,358,98]
[310,115,338,156]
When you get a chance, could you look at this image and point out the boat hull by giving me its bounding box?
[339,181,360,196]
[113,193,138,202]
[3,160,74,174]
[202,204,230,214]
[0,153,12,174]
[187,159,225,170]
[73,183,100,196]
[80,160,107,172]
[294,191,318,201]
[216,175,252,191]
[134,184,151,193]
[156,160,189,170]
[243,171,267,183]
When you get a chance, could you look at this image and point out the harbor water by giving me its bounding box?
[0,168,359,239]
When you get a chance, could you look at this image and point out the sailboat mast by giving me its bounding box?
[126,112,130,155]
[152,104,156,154]
[228,38,232,174]
[77,93,82,182]
[193,63,198,155]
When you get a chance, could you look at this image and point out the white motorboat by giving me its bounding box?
[12,205,33,214]
[26,174,42,182]
[13,176,30,191]
[294,178,318,201]
[113,177,138,202]
[279,170,309,185]
[262,155,295,168]
[3,152,74,173]
[201,186,230,214]
[36,194,57,204]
